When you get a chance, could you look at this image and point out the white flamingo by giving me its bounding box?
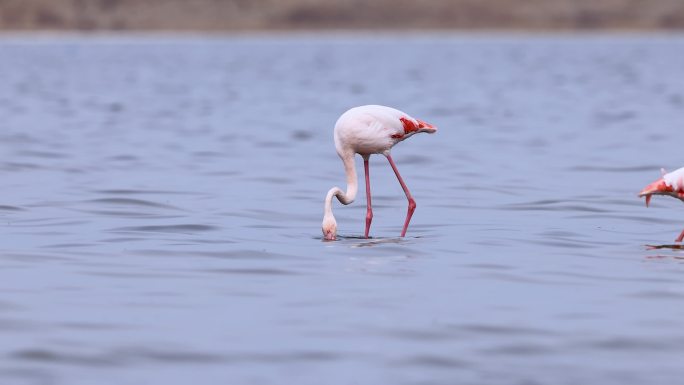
[639,166,684,242]
[322,105,437,241]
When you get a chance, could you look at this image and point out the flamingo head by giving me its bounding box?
[399,117,437,137]
[322,214,337,241]
[638,177,673,207]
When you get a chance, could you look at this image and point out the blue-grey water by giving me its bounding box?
[1,34,684,385]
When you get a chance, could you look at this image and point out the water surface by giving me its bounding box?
[1,34,684,385]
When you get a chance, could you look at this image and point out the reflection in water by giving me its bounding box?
[1,35,684,385]
[645,254,684,262]
[350,238,409,248]
[646,244,684,250]
[325,235,412,248]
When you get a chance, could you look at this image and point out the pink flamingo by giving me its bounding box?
[639,166,684,242]
[322,105,437,241]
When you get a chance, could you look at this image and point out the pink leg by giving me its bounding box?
[364,157,373,238]
[676,229,684,243]
[386,153,416,237]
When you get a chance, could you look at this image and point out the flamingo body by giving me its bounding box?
[334,105,434,156]
[639,166,684,242]
[322,105,437,241]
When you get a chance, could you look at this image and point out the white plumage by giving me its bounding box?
[663,166,684,192]
[322,105,437,241]
[334,105,424,156]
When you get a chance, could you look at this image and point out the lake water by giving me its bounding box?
[1,33,684,385]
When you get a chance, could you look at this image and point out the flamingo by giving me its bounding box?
[639,166,684,242]
[322,105,437,241]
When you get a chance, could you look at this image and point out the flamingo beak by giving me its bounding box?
[417,119,437,134]
[638,178,670,207]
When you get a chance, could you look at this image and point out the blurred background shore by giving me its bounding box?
[1,0,683,32]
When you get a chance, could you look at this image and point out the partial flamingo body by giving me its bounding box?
[639,166,684,242]
[322,105,437,241]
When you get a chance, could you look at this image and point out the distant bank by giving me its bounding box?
[1,0,683,31]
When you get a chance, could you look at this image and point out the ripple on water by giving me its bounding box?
[79,196,185,219]
[528,238,596,249]
[0,368,55,385]
[93,189,204,196]
[457,323,557,337]
[109,224,219,234]
[200,267,304,276]
[0,318,41,331]
[481,342,555,356]
[539,270,681,284]
[0,205,24,211]
[1,162,41,171]
[2,252,75,263]
[14,150,69,160]
[86,198,181,210]
[9,347,341,367]
[626,289,684,299]
[580,336,684,352]
[392,355,471,369]
[40,243,96,249]
[98,237,148,243]
[75,209,183,219]
[133,249,299,260]
[568,165,661,173]
[7,219,91,228]
[498,200,611,213]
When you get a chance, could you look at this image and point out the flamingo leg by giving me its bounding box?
[386,153,416,237]
[364,156,373,238]
[676,229,684,243]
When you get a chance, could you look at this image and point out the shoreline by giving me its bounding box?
[1,0,683,32]
[0,29,683,40]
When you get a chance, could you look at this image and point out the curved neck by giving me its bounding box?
[324,152,358,215]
